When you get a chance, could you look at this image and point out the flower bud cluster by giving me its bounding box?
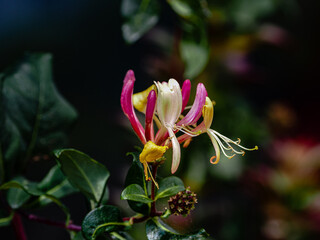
[168,187,197,216]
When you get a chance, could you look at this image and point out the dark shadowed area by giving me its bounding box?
[1,0,320,239]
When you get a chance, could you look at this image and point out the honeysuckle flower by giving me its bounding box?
[121,71,207,175]
[121,69,257,183]
[121,70,207,173]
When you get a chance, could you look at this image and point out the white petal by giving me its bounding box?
[168,128,181,174]
[155,79,182,126]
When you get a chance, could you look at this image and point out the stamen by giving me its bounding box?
[165,122,201,137]
[175,125,201,137]
[211,132,236,159]
[213,130,258,151]
[216,140,233,151]
[221,140,245,155]
[142,162,151,182]
[210,156,219,164]
[183,106,192,110]
[146,164,159,189]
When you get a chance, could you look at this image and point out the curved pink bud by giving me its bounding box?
[145,90,156,142]
[177,83,207,127]
[181,79,191,113]
[120,70,146,144]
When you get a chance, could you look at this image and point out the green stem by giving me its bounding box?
[122,215,149,224]
[0,211,14,225]
[92,222,130,239]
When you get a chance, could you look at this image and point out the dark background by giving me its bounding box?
[1,0,320,239]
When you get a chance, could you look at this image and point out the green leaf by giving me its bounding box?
[0,53,77,179]
[168,0,211,19]
[4,176,40,209]
[38,164,67,191]
[155,176,184,200]
[54,149,110,203]
[121,184,153,204]
[99,187,110,206]
[124,152,145,187]
[209,0,280,31]
[0,178,70,222]
[34,165,77,207]
[180,21,210,79]
[73,232,86,240]
[167,0,194,18]
[121,0,160,44]
[127,197,149,215]
[228,0,275,31]
[168,0,210,79]
[111,232,134,240]
[146,219,210,240]
[81,205,122,240]
[7,186,30,209]
[124,152,149,214]
[0,210,14,227]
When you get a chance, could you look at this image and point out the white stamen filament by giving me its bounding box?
[165,123,200,137]
[215,137,245,155]
[174,125,200,137]
[208,129,258,159]
[213,130,258,151]
[210,132,236,159]
[183,105,192,110]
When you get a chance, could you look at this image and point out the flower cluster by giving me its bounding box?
[168,187,197,216]
[120,70,258,183]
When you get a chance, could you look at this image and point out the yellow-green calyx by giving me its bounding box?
[202,97,214,129]
[139,141,168,188]
[133,85,156,113]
